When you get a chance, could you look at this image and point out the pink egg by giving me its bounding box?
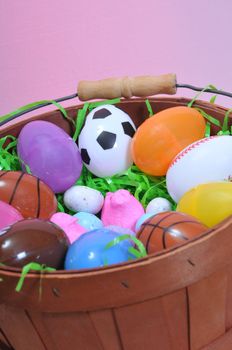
[50,212,87,243]
[0,200,24,231]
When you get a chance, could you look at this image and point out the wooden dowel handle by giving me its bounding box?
[78,74,177,101]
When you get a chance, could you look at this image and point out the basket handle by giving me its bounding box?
[77,74,177,101]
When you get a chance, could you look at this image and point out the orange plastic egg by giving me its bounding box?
[131,106,206,175]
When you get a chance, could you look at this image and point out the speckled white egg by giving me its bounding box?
[64,186,104,214]
[146,197,172,214]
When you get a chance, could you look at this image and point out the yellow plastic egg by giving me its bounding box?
[177,182,232,227]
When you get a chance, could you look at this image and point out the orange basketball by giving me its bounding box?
[131,106,206,176]
[137,211,208,254]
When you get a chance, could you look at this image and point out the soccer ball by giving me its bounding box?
[78,104,136,177]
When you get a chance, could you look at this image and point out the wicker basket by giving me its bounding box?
[0,97,232,350]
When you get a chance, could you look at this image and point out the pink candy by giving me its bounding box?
[0,200,23,231]
[50,212,86,244]
[101,189,144,231]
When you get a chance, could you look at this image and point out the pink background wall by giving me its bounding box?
[0,0,232,117]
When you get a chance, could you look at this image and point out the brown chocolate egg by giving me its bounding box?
[0,171,57,219]
[137,211,208,254]
[0,219,69,268]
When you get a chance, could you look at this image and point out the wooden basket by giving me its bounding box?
[0,96,232,350]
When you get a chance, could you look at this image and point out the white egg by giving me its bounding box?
[166,135,232,202]
[64,186,104,214]
[146,197,172,214]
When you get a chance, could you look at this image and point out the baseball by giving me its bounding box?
[166,135,232,202]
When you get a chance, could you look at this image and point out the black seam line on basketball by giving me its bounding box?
[162,225,189,249]
[9,172,24,205]
[36,178,41,218]
[0,171,8,179]
[143,227,215,259]
[137,215,167,239]
[162,220,200,249]
[163,219,204,248]
[141,212,176,250]
[137,211,177,239]
[141,220,200,230]
[143,212,176,252]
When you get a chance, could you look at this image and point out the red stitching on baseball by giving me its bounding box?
[169,136,216,168]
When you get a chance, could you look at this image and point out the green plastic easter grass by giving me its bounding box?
[218,108,232,135]
[104,234,147,259]
[0,99,75,126]
[145,99,154,116]
[210,95,217,104]
[187,84,217,108]
[15,262,56,295]
[187,86,232,136]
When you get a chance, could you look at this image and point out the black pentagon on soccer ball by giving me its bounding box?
[81,148,91,165]
[121,121,136,137]
[92,108,112,119]
[97,131,117,150]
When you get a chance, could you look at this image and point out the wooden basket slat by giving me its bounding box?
[161,289,189,349]
[114,299,171,350]
[25,310,57,350]
[89,309,123,350]
[225,263,232,331]
[187,270,227,350]
[41,311,104,350]
[0,328,14,350]
[0,305,45,350]
[201,328,232,350]
[113,290,190,350]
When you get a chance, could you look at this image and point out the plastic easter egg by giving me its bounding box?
[73,212,103,231]
[64,228,134,270]
[64,185,104,214]
[105,225,135,236]
[166,135,232,202]
[0,171,57,219]
[135,212,156,232]
[101,189,144,231]
[146,197,172,214]
[0,200,23,230]
[50,212,87,244]
[17,120,83,193]
[132,106,206,176]
[78,105,136,177]
[177,182,232,227]
[0,219,69,268]
[137,211,208,254]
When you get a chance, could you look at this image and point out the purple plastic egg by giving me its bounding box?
[17,121,83,193]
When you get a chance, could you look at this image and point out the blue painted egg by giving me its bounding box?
[135,212,157,232]
[64,228,134,270]
[73,212,103,231]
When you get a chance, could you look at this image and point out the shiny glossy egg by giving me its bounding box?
[0,219,69,268]
[17,121,83,193]
[0,171,57,219]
